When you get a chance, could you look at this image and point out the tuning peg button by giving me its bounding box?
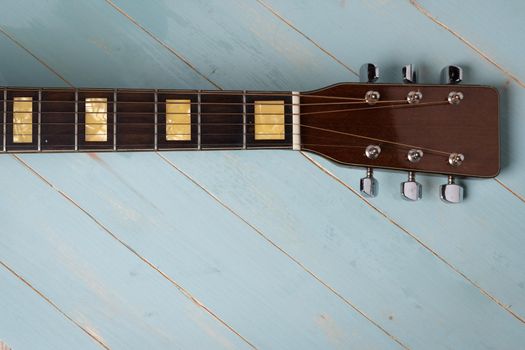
[441,65,463,84]
[360,63,380,83]
[360,168,378,198]
[440,176,464,203]
[401,171,422,201]
[402,64,417,84]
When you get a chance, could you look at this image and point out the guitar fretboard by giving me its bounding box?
[0,88,300,152]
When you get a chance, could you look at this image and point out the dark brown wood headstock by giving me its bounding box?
[300,83,499,178]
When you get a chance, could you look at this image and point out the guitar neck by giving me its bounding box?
[0,88,300,152]
[0,82,501,180]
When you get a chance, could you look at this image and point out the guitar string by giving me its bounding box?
[2,101,448,117]
[5,126,453,157]
[0,143,443,153]
[3,99,402,106]
[3,99,456,156]
[2,90,387,101]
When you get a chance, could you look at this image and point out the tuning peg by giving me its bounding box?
[402,64,417,84]
[440,175,464,203]
[360,63,380,83]
[401,171,422,201]
[441,65,463,84]
[360,168,378,198]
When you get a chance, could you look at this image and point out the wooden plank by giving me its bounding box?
[0,265,103,350]
[18,152,404,350]
[0,32,67,87]
[0,155,254,350]
[0,1,216,89]
[107,0,355,90]
[306,152,525,313]
[159,150,525,350]
[413,0,525,85]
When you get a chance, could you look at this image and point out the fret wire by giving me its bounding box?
[242,90,246,150]
[113,89,117,151]
[3,89,6,151]
[154,89,158,150]
[38,89,42,152]
[197,90,202,150]
[74,89,79,151]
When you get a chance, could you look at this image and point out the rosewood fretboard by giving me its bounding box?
[0,88,296,152]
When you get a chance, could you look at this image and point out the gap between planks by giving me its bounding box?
[12,154,257,350]
[0,26,74,88]
[3,0,523,336]
[104,0,222,90]
[255,0,359,77]
[157,152,410,350]
[410,0,525,89]
[407,0,525,202]
[495,178,525,204]
[301,151,525,325]
[0,260,111,350]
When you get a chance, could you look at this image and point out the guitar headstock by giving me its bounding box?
[300,64,499,203]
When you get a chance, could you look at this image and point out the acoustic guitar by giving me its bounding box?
[0,64,498,204]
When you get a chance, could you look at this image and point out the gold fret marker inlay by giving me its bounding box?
[254,100,285,140]
[13,97,33,143]
[166,99,191,141]
[85,98,108,142]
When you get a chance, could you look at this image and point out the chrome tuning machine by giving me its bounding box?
[402,64,417,84]
[440,176,464,203]
[360,168,378,198]
[441,65,463,84]
[401,172,422,201]
[360,63,379,83]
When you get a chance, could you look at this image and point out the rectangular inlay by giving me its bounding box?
[254,100,285,140]
[85,98,107,142]
[13,97,33,143]
[166,99,191,141]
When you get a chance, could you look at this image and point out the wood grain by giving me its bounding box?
[301,83,499,177]
[0,1,524,349]
[0,155,253,349]
[162,150,525,350]
[18,152,405,350]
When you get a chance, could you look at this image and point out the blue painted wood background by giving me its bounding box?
[1,1,524,349]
